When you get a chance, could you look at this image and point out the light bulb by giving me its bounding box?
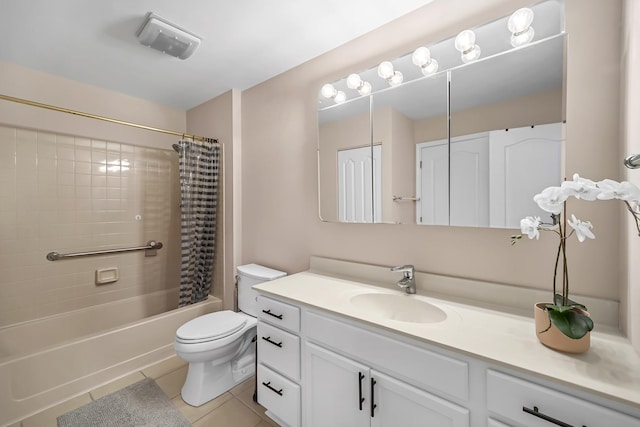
[358,82,372,96]
[510,26,535,47]
[412,47,431,67]
[421,58,439,76]
[346,73,362,90]
[455,30,476,53]
[460,45,481,63]
[508,8,534,34]
[377,61,394,80]
[334,91,347,104]
[389,71,403,87]
[321,83,337,99]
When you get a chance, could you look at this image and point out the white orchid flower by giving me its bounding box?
[597,179,640,202]
[568,214,595,242]
[520,216,541,240]
[533,186,568,214]
[561,174,600,200]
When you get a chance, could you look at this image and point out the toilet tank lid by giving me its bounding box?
[237,263,286,280]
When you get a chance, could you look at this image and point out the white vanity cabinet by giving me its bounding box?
[486,370,640,427]
[256,295,301,427]
[305,341,468,427]
[254,289,640,427]
[303,310,470,427]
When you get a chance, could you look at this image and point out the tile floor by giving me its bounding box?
[14,356,280,427]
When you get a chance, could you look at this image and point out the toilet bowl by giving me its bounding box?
[174,264,286,407]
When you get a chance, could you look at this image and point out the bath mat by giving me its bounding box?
[57,378,191,427]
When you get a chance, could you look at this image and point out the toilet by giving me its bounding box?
[174,263,286,406]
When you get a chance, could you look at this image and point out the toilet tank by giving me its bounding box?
[237,263,286,317]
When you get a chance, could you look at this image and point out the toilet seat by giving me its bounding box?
[176,311,247,344]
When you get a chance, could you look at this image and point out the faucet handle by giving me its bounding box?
[391,264,414,278]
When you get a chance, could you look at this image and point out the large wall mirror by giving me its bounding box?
[318,0,565,227]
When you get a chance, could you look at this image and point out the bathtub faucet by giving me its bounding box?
[390,265,416,294]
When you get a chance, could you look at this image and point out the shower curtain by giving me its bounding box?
[177,138,220,307]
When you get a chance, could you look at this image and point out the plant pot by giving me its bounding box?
[534,303,590,354]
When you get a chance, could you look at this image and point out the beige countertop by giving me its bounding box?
[254,271,640,409]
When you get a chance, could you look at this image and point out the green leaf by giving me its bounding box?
[548,309,594,339]
[553,293,588,311]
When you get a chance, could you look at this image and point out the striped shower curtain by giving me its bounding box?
[177,138,220,307]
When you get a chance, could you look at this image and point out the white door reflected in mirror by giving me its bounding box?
[338,145,381,223]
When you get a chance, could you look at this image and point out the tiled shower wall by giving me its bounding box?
[0,124,181,327]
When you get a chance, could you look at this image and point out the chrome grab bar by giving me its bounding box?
[624,154,640,169]
[46,240,163,261]
[392,195,420,201]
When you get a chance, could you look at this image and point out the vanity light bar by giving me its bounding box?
[321,5,540,104]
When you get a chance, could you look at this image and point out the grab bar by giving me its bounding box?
[46,240,163,261]
[624,154,640,169]
[392,195,420,201]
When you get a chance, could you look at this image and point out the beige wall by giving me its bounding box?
[0,62,185,149]
[187,90,241,310]
[622,0,640,352]
[241,0,625,306]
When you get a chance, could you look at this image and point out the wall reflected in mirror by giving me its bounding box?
[317,0,565,227]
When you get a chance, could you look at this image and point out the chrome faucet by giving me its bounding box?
[391,265,416,294]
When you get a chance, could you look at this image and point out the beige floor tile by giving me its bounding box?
[155,364,188,399]
[21,393,92,427]
[236,384,266,417]
[258,410,281,427]
[172,392,234,423]
[141,355,187,379]
[89,371,146,400]
[193,398,261,427]
[230,376,256,397]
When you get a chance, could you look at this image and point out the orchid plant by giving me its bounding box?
[511,174,640,340]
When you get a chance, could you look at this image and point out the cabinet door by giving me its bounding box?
[305,342,370,427]
[370,370,469,427]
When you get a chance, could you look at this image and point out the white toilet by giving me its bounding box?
[174,263,286,406]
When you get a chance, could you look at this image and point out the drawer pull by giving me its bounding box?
[523,406,581,427]
[358,372,365,410]
[370,378,377,418]
[262,309,284,320]
[261,336,283,348]
[262,381,283,396]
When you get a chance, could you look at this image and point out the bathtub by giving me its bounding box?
[0,290,221,426]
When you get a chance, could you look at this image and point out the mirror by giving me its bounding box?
[317,0,565,227]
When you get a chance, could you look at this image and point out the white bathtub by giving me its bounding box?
[0,291,221,426]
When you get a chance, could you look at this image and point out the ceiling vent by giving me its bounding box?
[136,13,201,60]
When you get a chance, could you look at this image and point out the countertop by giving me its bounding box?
[254,271,640,409]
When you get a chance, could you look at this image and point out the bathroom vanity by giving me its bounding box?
[254,259,640,427]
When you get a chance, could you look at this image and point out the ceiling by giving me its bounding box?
[0,0,435,111]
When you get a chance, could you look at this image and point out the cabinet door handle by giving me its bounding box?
[370,378,377,418]
[523,406,580,427]
[262,381,283,396]
[262,309,283,320]
[261,336,283,348]
[358,372,365,410]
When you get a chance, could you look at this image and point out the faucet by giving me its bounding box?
[390,265,416,294]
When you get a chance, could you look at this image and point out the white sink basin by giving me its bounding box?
[349,293,447,324]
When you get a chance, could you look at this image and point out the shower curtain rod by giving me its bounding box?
[0,93,219,144]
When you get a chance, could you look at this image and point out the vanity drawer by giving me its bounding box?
[487,370,640,427]
[258,363,300,427]
[257,295,300,333]
[305,310,469,401]
[257,321,300,381]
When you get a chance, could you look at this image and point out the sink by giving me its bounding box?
[349,293,447,324]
